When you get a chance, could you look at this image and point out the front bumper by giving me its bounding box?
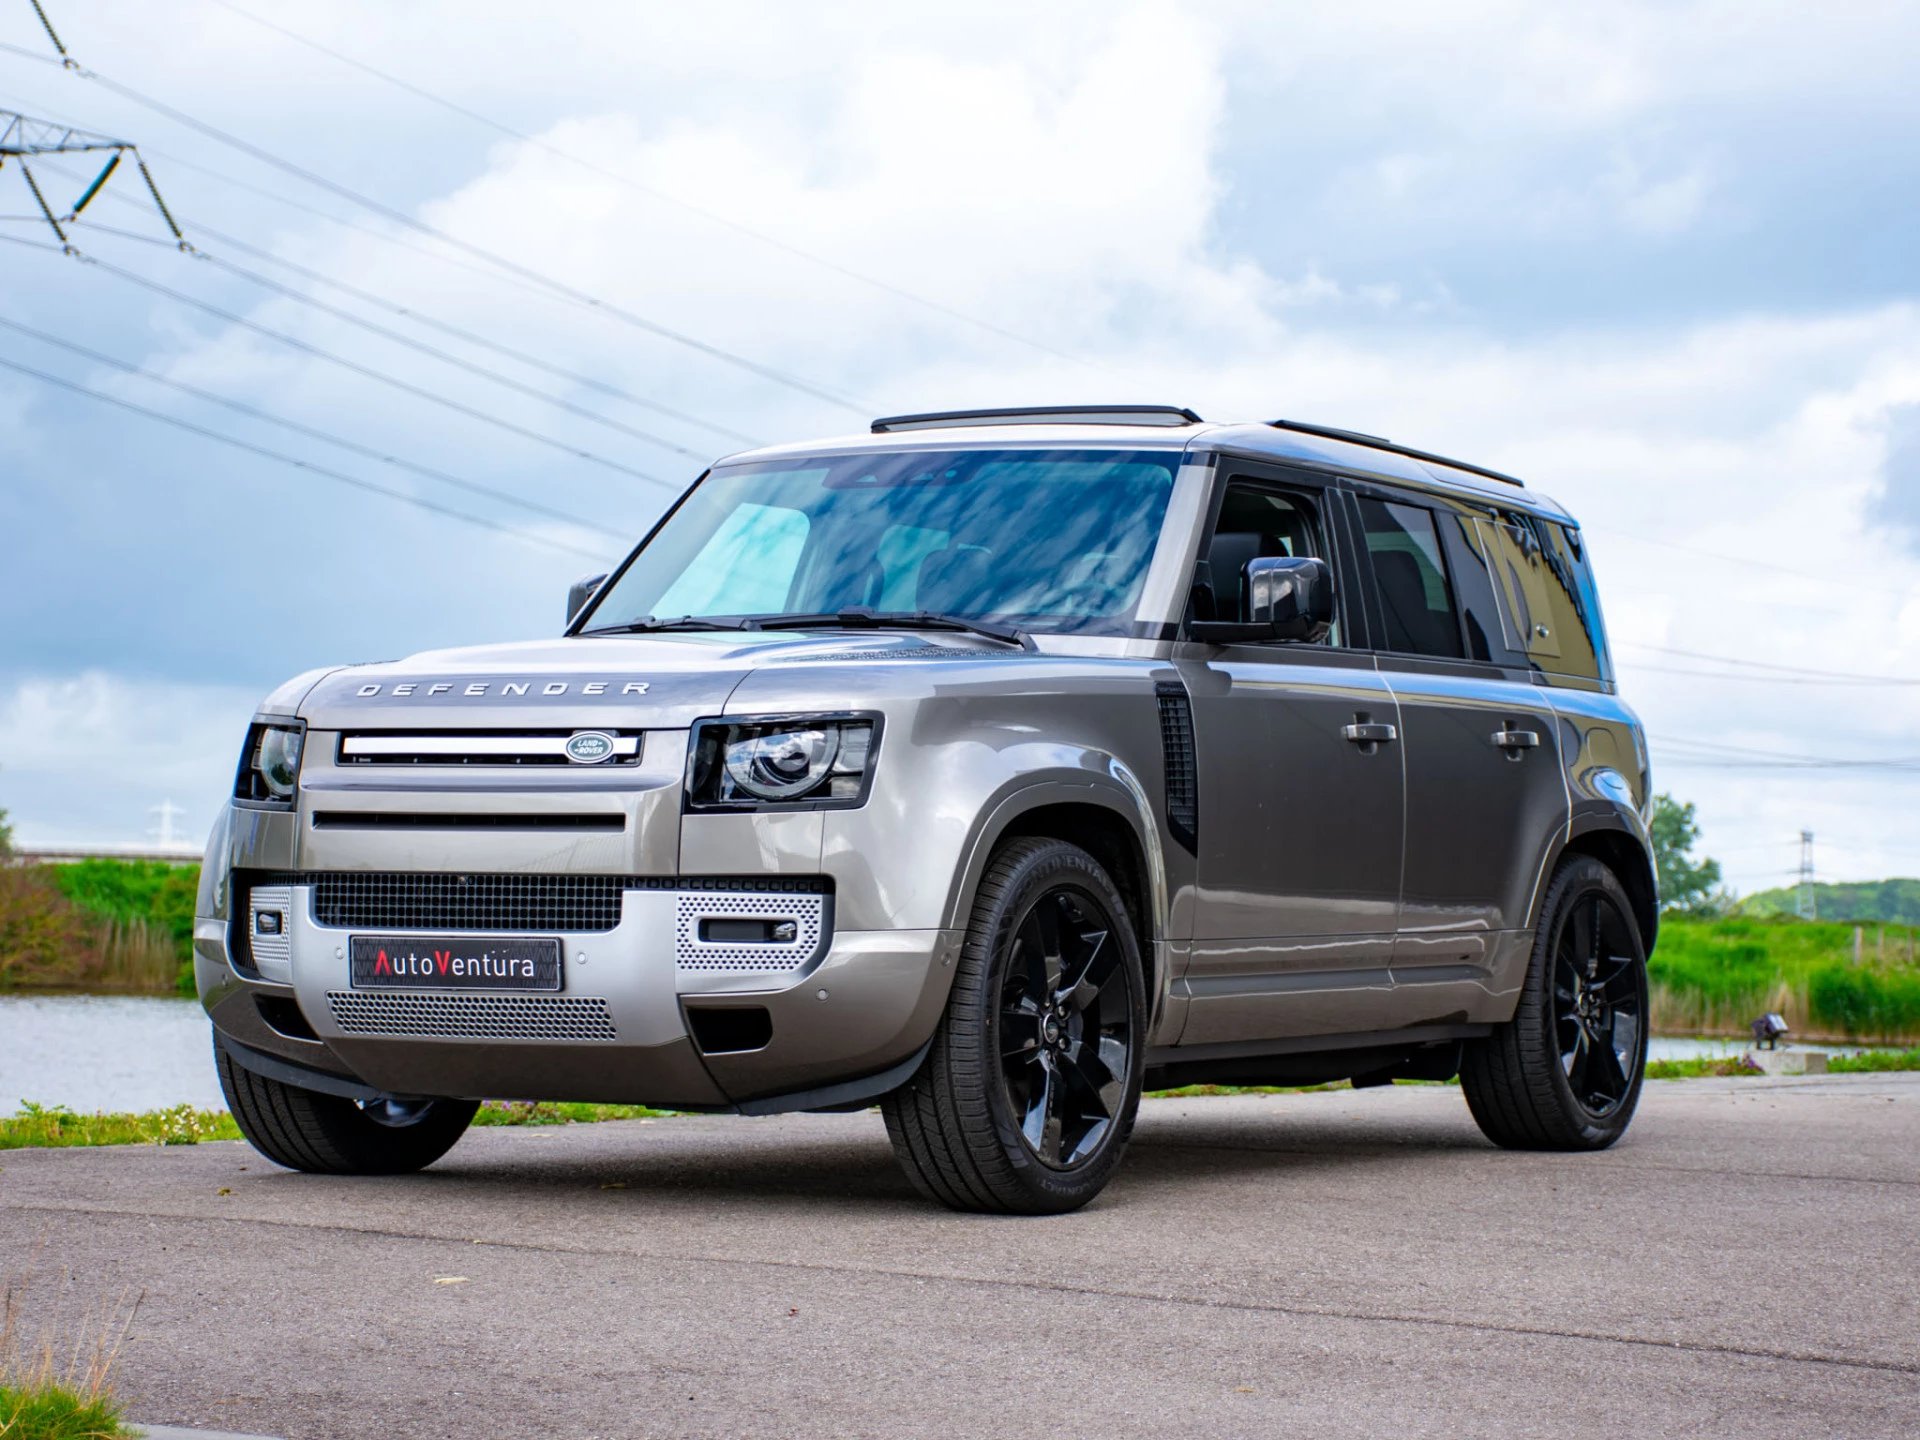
[197,879,960,1110]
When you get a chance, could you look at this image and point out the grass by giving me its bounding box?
[0,1381,130,1439]
[7,1050,1920,1153]
[471,1100,671,1126]
[1,1270,136,1440]
[0,1104,239,1151]
[1653,915,1920,1044]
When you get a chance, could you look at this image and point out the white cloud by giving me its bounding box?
[0,673,258,847]
[5,0,1920,894]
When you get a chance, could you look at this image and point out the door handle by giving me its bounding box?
[1492,728,1540,752]
[1342,722,1398,745]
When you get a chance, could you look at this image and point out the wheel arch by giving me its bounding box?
[1550,819,1659,954]
[948,780,1167,1023]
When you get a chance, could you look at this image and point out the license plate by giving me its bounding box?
[349,936,562,992]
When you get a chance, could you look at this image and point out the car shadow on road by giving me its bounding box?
[297,1103,1502,1215]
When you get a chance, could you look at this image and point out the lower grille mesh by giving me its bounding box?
[325,991,617,1041]
[312,873,632,932]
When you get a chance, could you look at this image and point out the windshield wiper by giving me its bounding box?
[579,615,765,636]
[754,609,1033,650]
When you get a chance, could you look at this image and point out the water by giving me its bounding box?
[0,994,224,1117]
[0,994,1890,1117]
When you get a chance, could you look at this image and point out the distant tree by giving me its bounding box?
[1649,793,1723,914]
[0,807,10,858]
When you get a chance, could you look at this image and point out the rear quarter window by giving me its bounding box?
[1476,512,1610,681]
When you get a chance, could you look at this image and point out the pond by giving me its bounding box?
[0,994,1877,1117]
[0,994,224,1116]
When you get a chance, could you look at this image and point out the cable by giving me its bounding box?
[2,37,871,413]
[1587,524,1914,602]
[61,208,761,447]
[201,0,1105,374]
[0,349,616,561]
[186,244,713,461]
[0,311,627,537]
[1622,662,1920,688]
[1617,641,1920,685]
[7,236,681,488]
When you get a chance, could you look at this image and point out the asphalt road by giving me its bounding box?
[3,1074,1916,1439]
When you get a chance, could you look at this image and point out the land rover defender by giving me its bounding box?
[197,405,1656,1213]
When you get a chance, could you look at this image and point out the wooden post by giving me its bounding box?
[1854,925,1864,965]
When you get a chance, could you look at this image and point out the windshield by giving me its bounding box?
[582,448,1182,636]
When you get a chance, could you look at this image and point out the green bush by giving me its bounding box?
[46,860,198,959]
[1652,915,1920,1041]
[1807,962,1920,1040]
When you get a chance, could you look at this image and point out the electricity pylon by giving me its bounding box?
[0,107,182,245]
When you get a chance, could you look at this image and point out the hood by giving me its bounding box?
[292,630,1014,730]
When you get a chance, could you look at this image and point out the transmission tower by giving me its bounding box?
[148,799,186,848]
[0,108,182,245]
[1796,830,1816,919]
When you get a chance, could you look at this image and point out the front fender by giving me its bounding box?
[944,762,1168,938]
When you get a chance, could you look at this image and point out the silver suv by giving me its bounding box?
[198,405,1656,1213]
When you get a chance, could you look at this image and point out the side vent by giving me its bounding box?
[1154,680,1199,855]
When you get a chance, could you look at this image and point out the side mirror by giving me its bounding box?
[567,573,608,627]
[1244,555,1333,641]
[1187,555,1334,644]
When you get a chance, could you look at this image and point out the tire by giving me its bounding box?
[882,837,1147,1215]
[1461,854,1650,1151]
[215,1040,478,1175]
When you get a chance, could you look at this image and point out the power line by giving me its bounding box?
[201,0,1104,375]
[4,235,680,488]
[1617,641,1920,685]
[185,242,713,462]
[0,348,617,561]
[2,34,872,414]
[1586,523,1913,602]
[1623,661,1920,688]
[0,310,627,538]
[62,208,761,448]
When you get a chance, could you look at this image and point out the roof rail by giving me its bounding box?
[1267,418,1525,489]
[872,404,1204,434]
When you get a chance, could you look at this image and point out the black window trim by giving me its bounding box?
[1348,487,1476,664]
[1180,459,1366,655]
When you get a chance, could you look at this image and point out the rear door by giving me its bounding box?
[1346,487,1569,1020]
[1176,465,1405,1045]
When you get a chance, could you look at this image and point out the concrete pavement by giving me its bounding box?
[3,1074,1916,1438]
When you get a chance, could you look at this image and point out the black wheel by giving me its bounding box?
[1461,855,1649,1150]
[882,837,1146,1214]
[215,1039,477,1175]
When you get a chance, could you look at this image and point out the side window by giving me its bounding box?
[1194,483,1339,644]
[1432,505,1505,662]
[1475,512,1605,679]
[651,502,809,617]
[1356,497,1464,659]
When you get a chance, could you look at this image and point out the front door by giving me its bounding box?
[1175,472,1406,1045]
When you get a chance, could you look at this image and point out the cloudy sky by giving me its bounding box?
[2,0,1917,895]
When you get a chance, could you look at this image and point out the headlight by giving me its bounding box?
[236,722,305,805]
[689,716,878,809]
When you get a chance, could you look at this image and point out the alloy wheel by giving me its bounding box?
[996,885,1134,1168]
[1551,891,1645,1116]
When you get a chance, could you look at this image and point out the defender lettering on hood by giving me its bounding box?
[349,679,652,699]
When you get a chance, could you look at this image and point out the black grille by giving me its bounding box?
[257,871,834,934]
[312,873,634,932]
[1155,681,1199,854]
